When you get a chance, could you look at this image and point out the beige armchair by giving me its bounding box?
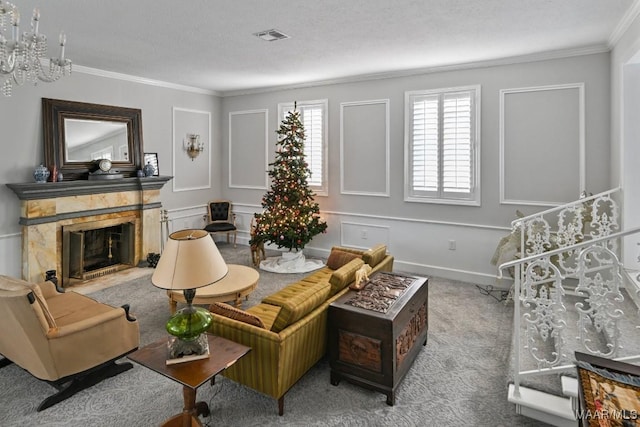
[0,275,139,411]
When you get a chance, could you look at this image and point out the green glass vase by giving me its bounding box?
[166,305,212,341]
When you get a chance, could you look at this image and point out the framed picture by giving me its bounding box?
[144,153,159,176]
[575,352,640,427]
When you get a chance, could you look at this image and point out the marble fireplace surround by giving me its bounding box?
[7,176,171,286]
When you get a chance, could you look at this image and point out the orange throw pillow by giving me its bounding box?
[209,302,265,328]
[326,249,361,270]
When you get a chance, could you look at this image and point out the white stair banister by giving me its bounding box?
[498,186,640,426]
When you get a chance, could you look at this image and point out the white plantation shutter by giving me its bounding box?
[410,94,439,194]
[406,86,479,204]
[300,105,323,187]
[442,92,472,194]
[279,100,328,195]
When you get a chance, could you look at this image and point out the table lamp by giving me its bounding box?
[152,229,228,359]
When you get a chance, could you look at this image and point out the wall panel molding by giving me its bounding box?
[305,211,507,286]
[228,109,269,190]
[340,221,391,250]
[340,99,390,197]
[172,107,212,192]
[0,232,23,278]
[499,83,585,206]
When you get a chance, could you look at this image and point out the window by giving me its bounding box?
[405,86,480,205]
[278,100,328,196]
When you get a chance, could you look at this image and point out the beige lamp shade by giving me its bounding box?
[152,229,228,291]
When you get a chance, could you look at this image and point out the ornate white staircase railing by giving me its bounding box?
[497,188,640,426]
[512,188,621,281]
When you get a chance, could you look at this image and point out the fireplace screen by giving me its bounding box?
[65,221,135,283]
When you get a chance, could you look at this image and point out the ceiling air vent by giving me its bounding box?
[253,29,290,42]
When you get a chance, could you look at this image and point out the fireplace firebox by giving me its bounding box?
[63,218,137,285]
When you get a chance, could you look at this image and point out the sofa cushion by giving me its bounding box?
[329,258,365,296]
[246,303,281,331]
[326,249,361,270]
[262,281,331,333]
[45,292,112,327]
[300,266,333,285]
[362,244,387,268]
[210,302,265,328]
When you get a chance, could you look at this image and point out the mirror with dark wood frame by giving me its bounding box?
[42,98,144,180]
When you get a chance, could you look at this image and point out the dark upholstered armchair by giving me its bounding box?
[0,275,139,411]
[204,199,237,247]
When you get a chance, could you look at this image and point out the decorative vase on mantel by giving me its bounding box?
[143,162,155,177]
[33,164,50,183]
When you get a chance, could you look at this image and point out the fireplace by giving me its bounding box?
[63,218,137,284]
[6,176,172,286]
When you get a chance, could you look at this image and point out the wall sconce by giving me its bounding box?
[184,133,204,160]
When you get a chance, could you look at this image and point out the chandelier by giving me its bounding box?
[0,1,71,97]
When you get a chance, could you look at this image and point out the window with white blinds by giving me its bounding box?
[405,86,480,205]
[278,100,328,195]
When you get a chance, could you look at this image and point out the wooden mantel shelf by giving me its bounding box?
[6,176,173,200]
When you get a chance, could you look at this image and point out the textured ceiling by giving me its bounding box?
[13,0,636,95]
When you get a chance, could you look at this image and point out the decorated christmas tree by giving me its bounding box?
[253,107,327,253]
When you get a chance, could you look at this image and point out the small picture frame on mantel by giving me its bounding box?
[144,153,159,176]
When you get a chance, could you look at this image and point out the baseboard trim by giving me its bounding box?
[222,239,502,286]
[393,260,503,287]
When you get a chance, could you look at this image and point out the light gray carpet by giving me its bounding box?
[0,243,546,426]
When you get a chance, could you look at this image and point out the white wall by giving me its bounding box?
[221,53,612,286]
[611,12,640,269]
[0,71,222,278]
[0,52,614,285]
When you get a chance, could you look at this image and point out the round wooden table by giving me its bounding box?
[167,264,259,314]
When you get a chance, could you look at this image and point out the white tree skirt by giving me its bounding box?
[259,250,325,274]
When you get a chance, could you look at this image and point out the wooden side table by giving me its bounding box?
[167,264,259,313]
[128,334,250,427]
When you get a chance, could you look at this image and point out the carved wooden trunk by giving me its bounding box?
[328,272,429,405]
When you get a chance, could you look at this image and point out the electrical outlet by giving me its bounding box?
[448,240,456,250]
[361,229,368,239]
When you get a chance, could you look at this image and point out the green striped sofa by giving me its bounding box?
[208,244,393,415]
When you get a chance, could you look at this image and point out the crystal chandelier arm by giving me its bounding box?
[10,6,19,41]
[59,32,65,59]
[0,2,71,96]
[32,8,39,36]
[0,41,16,73]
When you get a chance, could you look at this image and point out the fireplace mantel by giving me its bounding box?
[7,176,172,200]
[6,176,172,285]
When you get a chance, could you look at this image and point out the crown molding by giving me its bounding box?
[74,44,609,99]
[609,0,640,47]
[73,65,221,96]
[219,45,610,97]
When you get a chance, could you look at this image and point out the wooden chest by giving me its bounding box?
[328,272,429,405]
